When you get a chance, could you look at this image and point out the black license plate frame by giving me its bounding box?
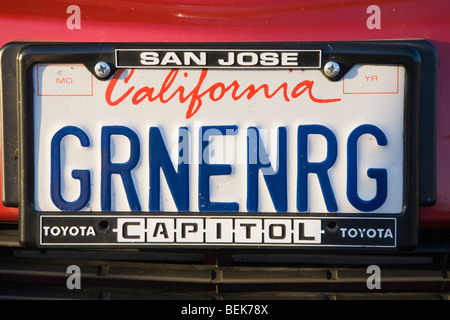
[0,41,437,250]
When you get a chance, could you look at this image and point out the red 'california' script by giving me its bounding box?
[105,69,341,119]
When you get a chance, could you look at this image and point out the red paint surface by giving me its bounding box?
[0,0,449,227]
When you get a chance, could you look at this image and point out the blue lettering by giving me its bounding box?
[247,127,287,212]
[199,125,239,212]
[49,123,390,214]
[101,126,141,211]
[149,127,189,211]
[50,126,91,211]
[297,125,338,212]
[347,124,388,211]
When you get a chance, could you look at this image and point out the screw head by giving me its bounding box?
[324,61,340,78]
[94,62,111,78]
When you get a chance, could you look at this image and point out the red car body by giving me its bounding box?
[0,0,448,228]
[1,1,450,302]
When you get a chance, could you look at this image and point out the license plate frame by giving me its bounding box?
[1,41,437,250]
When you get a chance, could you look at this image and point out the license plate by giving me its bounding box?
[4,42,436,249]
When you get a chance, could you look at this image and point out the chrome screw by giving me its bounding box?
[323,61,340,78]
[94,61,111,78]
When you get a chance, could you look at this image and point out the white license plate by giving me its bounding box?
[33,64,405,215]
